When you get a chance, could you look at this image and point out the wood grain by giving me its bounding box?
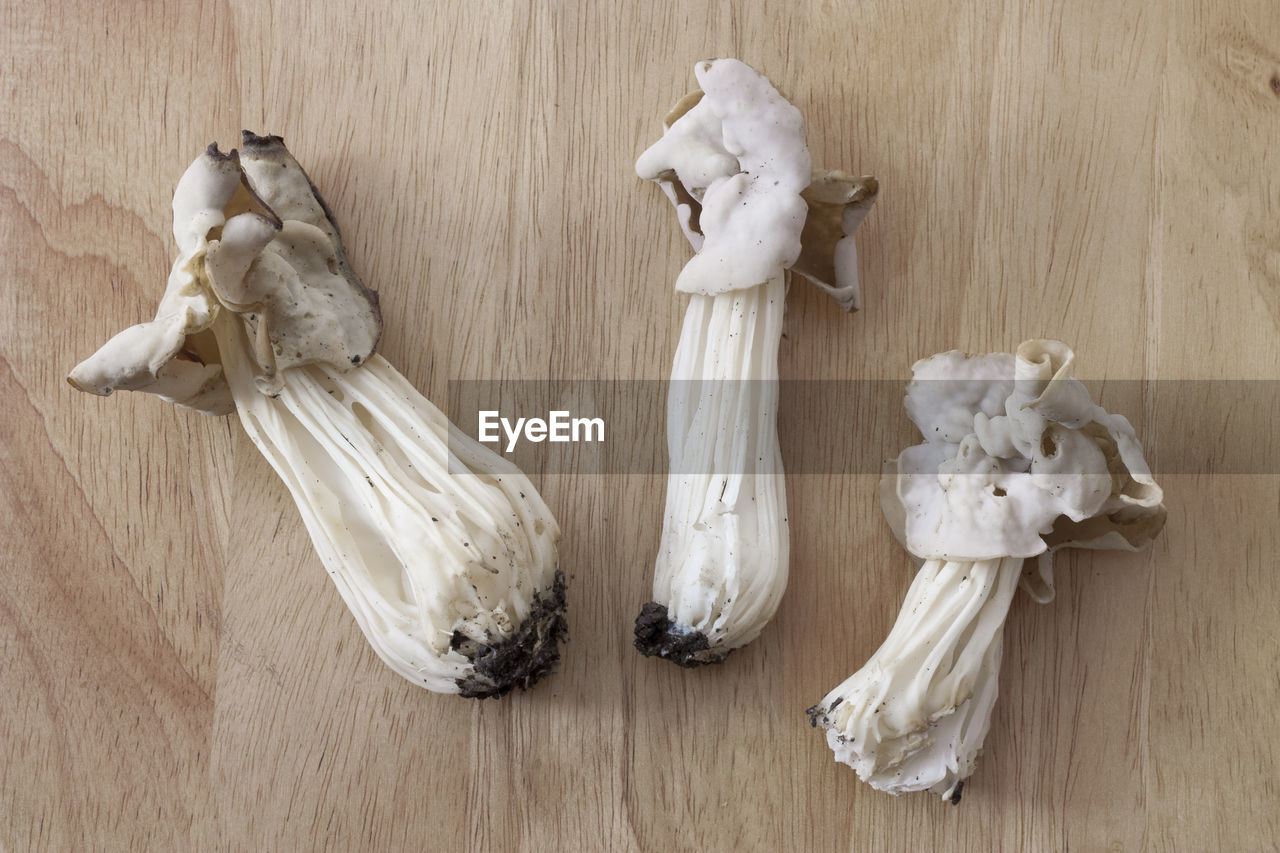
[3,0,1278,849]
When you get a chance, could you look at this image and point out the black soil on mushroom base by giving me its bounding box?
[633,601,730,667]
[804,695,843,730]
[453,570,568,699]
[804,697,968,806]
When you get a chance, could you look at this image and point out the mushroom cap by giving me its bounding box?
[881,340,1166,601]
[68,133,382,411]
[636,59,878,309]
[636,58,810,296]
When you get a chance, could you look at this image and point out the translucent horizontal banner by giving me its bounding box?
[446,380,1280,475]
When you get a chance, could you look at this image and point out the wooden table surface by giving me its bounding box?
[4,1,1278,849]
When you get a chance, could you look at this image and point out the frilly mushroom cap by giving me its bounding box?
[881,339,1166,602]
[636,58,810,295]
[68,132,381,411]
[636,59,878,308]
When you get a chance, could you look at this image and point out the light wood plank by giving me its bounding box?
[2,0,1277,848]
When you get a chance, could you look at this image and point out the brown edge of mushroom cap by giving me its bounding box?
[792,171,879,305]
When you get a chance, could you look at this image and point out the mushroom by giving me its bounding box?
[69,134,566,698]
[808,340,1166,800]
[632,59,878,665]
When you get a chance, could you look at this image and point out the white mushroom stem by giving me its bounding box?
[651,274,788,656]
[634,59,826,665]
[634,60,876,664]
[810,556,1022,801]
[212,310,561,695]
[69,135,567,697]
